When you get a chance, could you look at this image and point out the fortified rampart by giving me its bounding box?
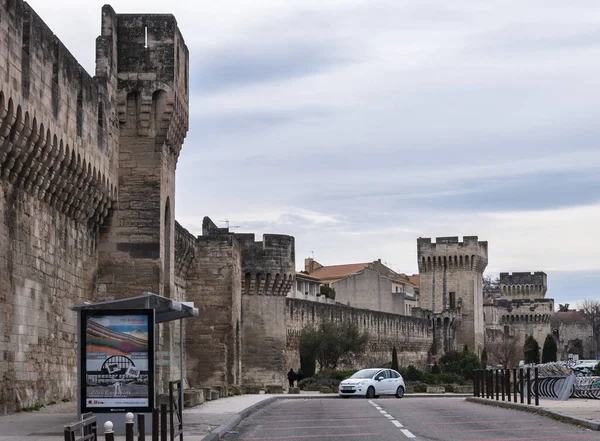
[0,1,189,413]
[417,236,488,354]
[285,298,433,371]
[499,272,547,300]
[484,298,554,360]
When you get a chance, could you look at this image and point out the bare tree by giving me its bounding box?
[487,334,519,368]
[483,275,500,299]
[578,299,600,358]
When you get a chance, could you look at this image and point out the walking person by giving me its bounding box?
[287,368,296,388]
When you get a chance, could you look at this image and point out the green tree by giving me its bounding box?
[319,285,336,300]
[299,320,369,371]
[481,347,488,367]
[541,334,558,363]
[391,346,399,372]
[439,347,481,379]
[299,326,320,377]
[593,362,600,376]
[523,335,540,364]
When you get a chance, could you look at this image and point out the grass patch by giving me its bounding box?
[21,403,44,412]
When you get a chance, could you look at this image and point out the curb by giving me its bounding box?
[200,393,473,441]
[465,397,600,431]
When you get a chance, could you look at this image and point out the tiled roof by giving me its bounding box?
[295,272,322,282]
[309,263,371,280]
[400,273,420,287]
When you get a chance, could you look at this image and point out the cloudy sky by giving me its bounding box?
[28,0,600,306]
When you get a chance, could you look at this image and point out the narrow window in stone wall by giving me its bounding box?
[449,292,456,309]
[52,42,60,118]
[76,90,83,137]
[98,102,104,128]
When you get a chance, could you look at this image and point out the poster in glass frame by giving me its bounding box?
[80,309,155,413]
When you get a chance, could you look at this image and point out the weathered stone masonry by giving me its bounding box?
[0,0,189,413]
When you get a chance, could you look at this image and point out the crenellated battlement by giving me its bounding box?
[114,11,189,158]
[499,271,547,299]
[0,0,117,226]
[239,233,295,297]
[417,236,488,273]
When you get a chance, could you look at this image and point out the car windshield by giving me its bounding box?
[350,369,380,379]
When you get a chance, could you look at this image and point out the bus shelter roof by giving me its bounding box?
[71,292,198,323]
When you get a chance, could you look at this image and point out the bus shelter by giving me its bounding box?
[71,292,199,433]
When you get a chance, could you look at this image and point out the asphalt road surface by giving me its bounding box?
[223,397,597,441]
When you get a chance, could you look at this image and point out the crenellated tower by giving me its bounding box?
[418,236,488,355]
[96,7,189,301]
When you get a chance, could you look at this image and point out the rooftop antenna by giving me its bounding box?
[310,251,314,260]
[219,219,241,230]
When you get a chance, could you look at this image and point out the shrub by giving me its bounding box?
[542,334,557,363]
[523,335,540,364]
[594,362,600,376]
[404,365,424,381]
[411,381,428,393]
[297,370,357,391]
[439,348,481,379]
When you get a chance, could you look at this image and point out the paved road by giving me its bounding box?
[223,397,598,441]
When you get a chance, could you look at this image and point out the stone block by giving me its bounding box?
[183,389,204,408]
[426,386,445,394]
[265,384,283,394]
[200,387,212,401]
[288,387,300,394]
[452,385,474,394]
[243,385,263,394]
[210,390,220,400]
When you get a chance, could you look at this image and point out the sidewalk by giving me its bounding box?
[466,397,600,431]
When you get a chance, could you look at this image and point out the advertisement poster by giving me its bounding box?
[81,309,154,413]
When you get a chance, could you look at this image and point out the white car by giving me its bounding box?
[338,368,405,398]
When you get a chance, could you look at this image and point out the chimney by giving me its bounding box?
[305,258,314,273]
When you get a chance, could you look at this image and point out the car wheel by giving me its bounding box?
[366,386,375,399]
[395,386,405,399]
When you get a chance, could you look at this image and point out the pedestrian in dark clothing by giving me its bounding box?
[296,369,304,383]
[287,369,296,388]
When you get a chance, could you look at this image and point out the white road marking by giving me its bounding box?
[374,406,382,410]
[391,420,403,427]
[401,429,415,438]
[379,410,388,414]
[385,414,394,419]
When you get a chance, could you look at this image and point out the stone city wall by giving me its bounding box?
[285,298,433,373]
[0,1,189,413]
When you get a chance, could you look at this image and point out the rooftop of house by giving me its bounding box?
[295,272,322,282]
[308,262,372,280]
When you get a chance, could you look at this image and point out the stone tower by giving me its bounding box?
[96,7,189,301]
[417,236,488,354]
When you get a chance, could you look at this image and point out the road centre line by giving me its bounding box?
[400,429,416,438]
[391,420,404,428]
[385,414,394,419]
